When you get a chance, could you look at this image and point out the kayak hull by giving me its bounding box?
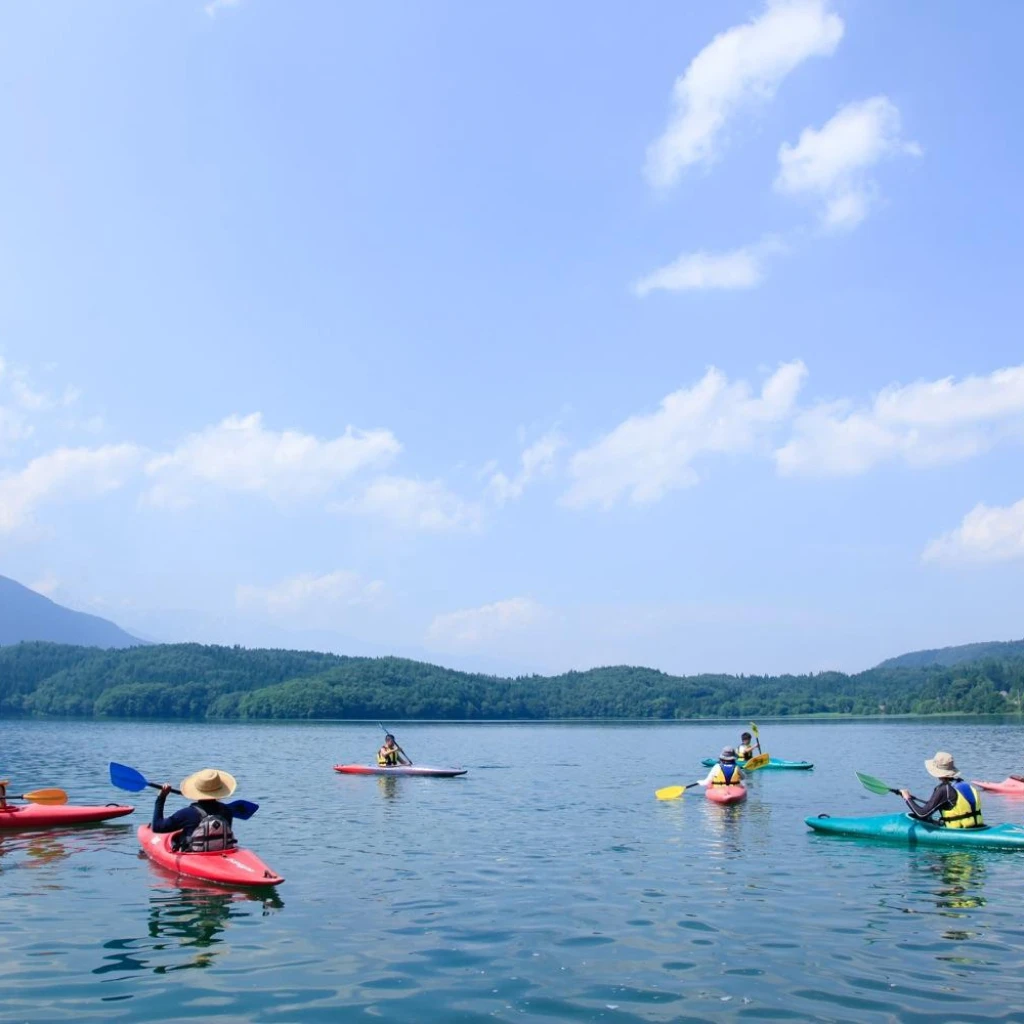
[333,764,467,777]
[700,757,813,770]
[973,778,1024,794]
[0,803,134,830]
[805,813,1024,850]
[137,825,284,888]
[706,785,747,805]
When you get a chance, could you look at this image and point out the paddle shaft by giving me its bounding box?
[378,722,413,765]
[750,722,763,755]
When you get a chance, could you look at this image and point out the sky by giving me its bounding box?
[1,0,1023,677]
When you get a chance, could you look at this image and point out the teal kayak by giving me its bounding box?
[805,812,1024,850]
[700,757,813,770]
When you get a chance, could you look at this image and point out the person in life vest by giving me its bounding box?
[736,732,756,762]
[152,767,239,852]
[377,734,412,767]
[900,751,984,829]
[699,747,744,788]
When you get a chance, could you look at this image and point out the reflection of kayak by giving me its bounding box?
[706,785,746,805]
[700,757,813,770]
[973,778,1024,794]
[333,764,467,777]
[137,825,284,888]
[805,813,1024,849]
[0,803,134,830]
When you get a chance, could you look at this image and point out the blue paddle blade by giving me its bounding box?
[227,799,259,820]
[109,761,148,793]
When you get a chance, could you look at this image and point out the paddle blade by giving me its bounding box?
[750,722,760,737]
[655,785,686,801]
[743,753,770,772]
[21,788,68,805]
[227,799,259,820]
[109,762,148,793]
[856,771,896,795]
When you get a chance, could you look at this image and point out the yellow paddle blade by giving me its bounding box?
[655,785,686,800]
[749,722,760,737]
[742,753,770,771]
[21,788,68,805]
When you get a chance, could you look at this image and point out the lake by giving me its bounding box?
[2,718,1024,1022]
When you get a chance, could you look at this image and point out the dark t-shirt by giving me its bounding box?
[152,791,235,846]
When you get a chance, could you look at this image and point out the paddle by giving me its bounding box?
[750,722,763,756]
[1,788,69,805]
[377,722,413,765]
[855,770,902,796]
[655,782,700,800]
[742,753,770,772]
[108,763,260,819]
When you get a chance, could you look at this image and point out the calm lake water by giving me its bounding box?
[2,718,1024,1022]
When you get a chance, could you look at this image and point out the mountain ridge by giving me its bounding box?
[0,575,143,649]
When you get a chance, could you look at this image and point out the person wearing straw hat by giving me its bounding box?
[899,752,984,829]
[152,768,240,852]
[698,747,744,788]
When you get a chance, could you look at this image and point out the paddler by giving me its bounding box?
[899,751,984,829]
[377,734,412,767]
[699,747,744,788]
[736,732,756,762]
[152,767,239,851]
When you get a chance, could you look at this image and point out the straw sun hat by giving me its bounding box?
[179,767,237,801]
[719,747,737,763]
[924,751,959,779]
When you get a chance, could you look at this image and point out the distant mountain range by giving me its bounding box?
[877,638,1024,670]
[0,575,142,649]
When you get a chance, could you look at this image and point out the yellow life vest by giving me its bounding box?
[378,747,399,766]
[711,763,741,785]
[940,781,984,829]
[737,744,755,761]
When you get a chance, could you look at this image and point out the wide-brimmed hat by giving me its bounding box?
[720,747,737,763]
[925,751,959,779]
[180,767,237,801]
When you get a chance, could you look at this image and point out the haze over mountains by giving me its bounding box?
[0,575,142,649]
[1,571,1021,675]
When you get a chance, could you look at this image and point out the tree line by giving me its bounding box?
[1,641,1023,721]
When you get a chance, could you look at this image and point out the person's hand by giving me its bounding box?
[899,789,910,800]
[159,784,173,796]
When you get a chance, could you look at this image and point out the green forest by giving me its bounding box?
[2,641,1024,721]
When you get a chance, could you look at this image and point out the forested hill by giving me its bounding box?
[2,641,1024,720]
[0,575,142,649]
[877,638,1024,670]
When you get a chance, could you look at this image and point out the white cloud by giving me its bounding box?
[0,444,143,533]
[426,597,546,650]
[924,499,1024,565]
[145,413,399,508]
[645,0,843,188]
[633,245,766,296]
[564,360,807,508]
[488,431,565,505]
[775,96,921,230]
[237,570,384,621]
[28,572,60,598]
[204,0,243,16]
[776,365,1024,476]
[339,476,482,531]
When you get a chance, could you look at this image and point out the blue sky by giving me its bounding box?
[2,0,1023,676]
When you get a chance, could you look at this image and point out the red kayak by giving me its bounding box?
[706,785,747,805]
[0,803,134,830]
[333,764,467,777]
[137,825,284,888]
[973,778,1024,795]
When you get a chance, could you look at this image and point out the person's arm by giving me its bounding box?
[900,783,952,821]
[697,768,716,787]
[397,749,412,766]
[152,786,198,833]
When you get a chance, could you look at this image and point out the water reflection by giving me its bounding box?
[93,882,283,977]
[919,850,987,916]
[377,776,399,800]
[0,831,72,867]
